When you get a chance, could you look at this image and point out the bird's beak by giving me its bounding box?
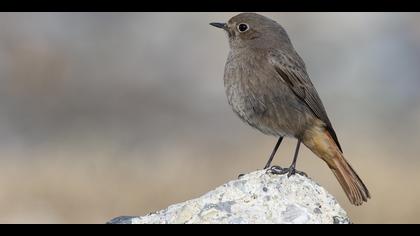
[210,22,227,30]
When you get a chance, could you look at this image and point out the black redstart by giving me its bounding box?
[210,13,370,206]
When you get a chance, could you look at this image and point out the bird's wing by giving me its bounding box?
[268,49,342,152]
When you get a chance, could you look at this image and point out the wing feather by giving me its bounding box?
[268,50,343,152]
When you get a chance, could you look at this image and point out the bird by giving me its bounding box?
[210,13,370,206]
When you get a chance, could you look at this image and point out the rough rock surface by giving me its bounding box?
[107,168,350,224]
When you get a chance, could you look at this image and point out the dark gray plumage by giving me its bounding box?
[211,13,369,206]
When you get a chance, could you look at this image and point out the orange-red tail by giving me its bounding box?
[303,124,370,206]
[329,153,370,205]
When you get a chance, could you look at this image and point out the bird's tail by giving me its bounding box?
[303,125,370,206]
[329,152,370,205]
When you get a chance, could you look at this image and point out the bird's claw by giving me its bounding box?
[266,165,307,177]
[266,165,286,175]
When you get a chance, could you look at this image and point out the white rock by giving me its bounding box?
[107,169,350,224]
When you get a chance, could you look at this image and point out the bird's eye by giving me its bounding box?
[237,23,249,32]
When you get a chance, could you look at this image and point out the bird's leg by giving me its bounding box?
[268,140,306,177]
[286,140,301,176]
[240,136,284,178]
[263,136,284,169]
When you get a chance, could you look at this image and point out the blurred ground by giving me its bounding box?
[0,12,419,223]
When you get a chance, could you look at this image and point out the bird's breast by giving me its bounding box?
[223,50,313,137]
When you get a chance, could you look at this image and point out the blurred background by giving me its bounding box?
[0,12,419,223]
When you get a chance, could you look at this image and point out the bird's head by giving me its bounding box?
[210,13,292,50]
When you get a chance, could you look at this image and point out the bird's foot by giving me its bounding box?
[266,165,283,174]
[266,165,307,178]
